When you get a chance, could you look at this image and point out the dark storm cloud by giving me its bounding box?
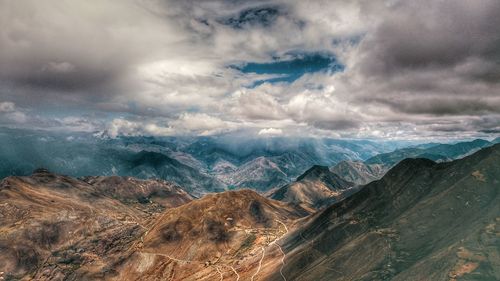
[310,119,360,131]
[365,96,500,116]
[424,115,500,134]
[3,62,121,92]
[0,1,174,105]
[359,0,500,79]
[338,0,500,136]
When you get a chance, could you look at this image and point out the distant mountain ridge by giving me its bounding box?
[332,138,496,186]
[0,127,412,193]
[365,138,492,166]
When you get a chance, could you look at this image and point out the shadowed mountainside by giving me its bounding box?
[264,143,500,281]
[122,150,226,196]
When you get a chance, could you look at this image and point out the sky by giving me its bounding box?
[0,0,499,140]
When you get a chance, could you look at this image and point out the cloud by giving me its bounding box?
[170,112,232,135]
[234,89,286,120]
[343,0,500,119]
[258,127,283,135]
[105,112,234,137]
[42,62,76,74]
[0,101,27,123]
[0,102,16,113]
[220,5,288,29]
[0,0,499,139]
[106,118,174,138]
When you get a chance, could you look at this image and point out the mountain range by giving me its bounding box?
[332,138,496,185]
[1,143,498,280]
[0,127,416,193]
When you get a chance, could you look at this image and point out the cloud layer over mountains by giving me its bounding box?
[1,0,499,139]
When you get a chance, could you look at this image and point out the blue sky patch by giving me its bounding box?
[232,52,344,86]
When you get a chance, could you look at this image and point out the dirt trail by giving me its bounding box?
[274,244,287,281]
[214,266,223,281]
[267,219,289,281]
[229,266,240,281]
[250,247,266,281]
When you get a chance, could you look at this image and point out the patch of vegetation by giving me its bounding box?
[205,219,229,243]
[161,219,193,242]
[249,200,269,225]
[241,233,256,249]
[234,233,257,258]
[137,196,151,204]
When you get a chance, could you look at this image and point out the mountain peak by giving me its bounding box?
[296,165,331,181]
[393,157,436,169]
[270,164,354,211]
[138,188,307,269]
[469,138,491,145]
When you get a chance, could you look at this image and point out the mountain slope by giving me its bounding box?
[0,170,193,280]
[0,128,225,195]
[269,165,354,211]
[123,151,226,196]
[264,144,500,281]
[182,136,413,191]
[330,160,386,185]
[116,189,308,280]
[81,176,193,211]
[0,171,309,280]
[216,156,290,190]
